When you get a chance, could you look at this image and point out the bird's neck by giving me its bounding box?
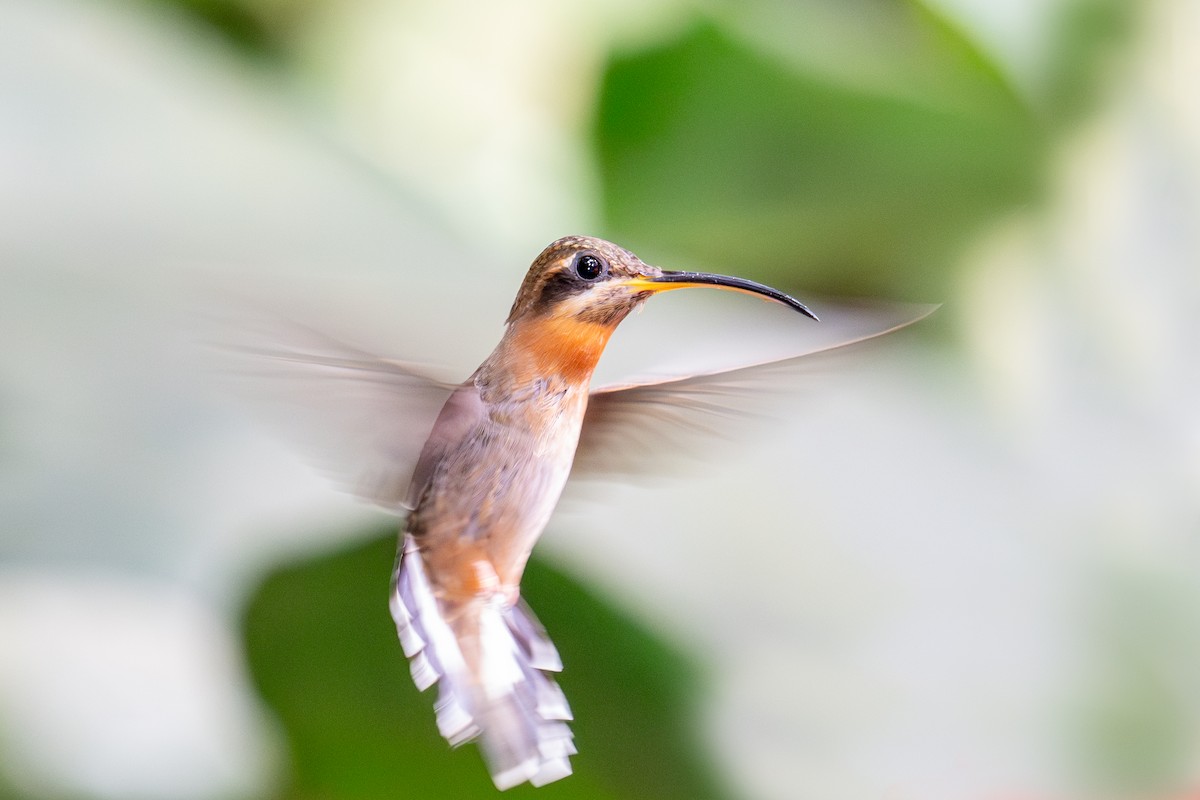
[485,313,616,388]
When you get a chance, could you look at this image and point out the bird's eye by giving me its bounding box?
[574,253,605,281]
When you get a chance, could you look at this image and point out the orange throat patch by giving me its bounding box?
[504,314,616,384]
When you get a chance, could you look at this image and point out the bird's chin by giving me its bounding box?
[626,292,654,316]
[555,289,642,328]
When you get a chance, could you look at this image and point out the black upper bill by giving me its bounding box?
[650,270,819,321]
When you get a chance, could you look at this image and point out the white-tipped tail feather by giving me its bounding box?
[390,536,575,789]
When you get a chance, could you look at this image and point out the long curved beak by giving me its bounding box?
[624,270,819,321]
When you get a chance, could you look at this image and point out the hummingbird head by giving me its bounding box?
[493,235,817,385]
[506,235,818,328]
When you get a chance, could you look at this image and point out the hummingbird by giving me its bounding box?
[390,235,817,789]
[230,235,928,790]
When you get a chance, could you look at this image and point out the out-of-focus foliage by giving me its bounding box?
[595,13,1042,301]
[148,0,1136,304]
[3,0,1181,798]
[591,0,1137,301]
[243,530,731,800]
[141,0,310,60]
[1043,0,1139,128]
[1070,569,1200,795]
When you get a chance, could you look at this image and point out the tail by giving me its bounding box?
[389,535,575,790]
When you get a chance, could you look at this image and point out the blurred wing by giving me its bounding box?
[573,302,936,479]
[213,315,459,511]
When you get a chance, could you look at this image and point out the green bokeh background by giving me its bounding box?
[244,531,729,800]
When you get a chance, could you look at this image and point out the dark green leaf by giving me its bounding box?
[242,530,735,799]
[594,14,1044,301]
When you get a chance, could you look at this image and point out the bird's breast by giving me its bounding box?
[409,382,590,595]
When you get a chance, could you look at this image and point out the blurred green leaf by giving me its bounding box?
[1043,0,1138,129]
[141,0,321,61]
[243,529,734,800]
[594,11,1045,301]
[1070,568,1200,794]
